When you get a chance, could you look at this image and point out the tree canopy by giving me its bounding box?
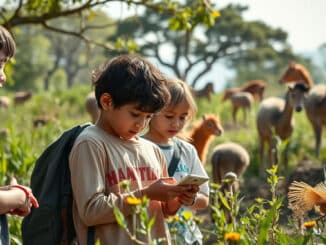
[109,3,306,88]
[1,0,218,50]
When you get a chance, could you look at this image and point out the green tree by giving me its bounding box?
[1,0,218,89]
[11,26,52,90]
[1,0,217,49]
[43,11,115,89]
[110,4,299,88]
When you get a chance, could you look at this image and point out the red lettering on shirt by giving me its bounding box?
[149,169,158,180]
[118,168,126,180]
[138,167,146,180]
[106,171,118,185]
[126,167,136,181]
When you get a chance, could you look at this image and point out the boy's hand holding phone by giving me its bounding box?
[142,177,189,202]
[177,184,199,206]
[176,174,209,206]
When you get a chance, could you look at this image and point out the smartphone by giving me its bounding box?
[177,174,209,186]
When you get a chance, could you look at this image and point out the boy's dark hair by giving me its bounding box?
[93,55,170,113]
[0,26,16,58]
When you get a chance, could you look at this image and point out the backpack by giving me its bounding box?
[22,123,95,245]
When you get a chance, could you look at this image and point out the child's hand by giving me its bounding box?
[8,187,39,216]
[8,176,39,216]
[142,177,188,202]
[177,185,199,206]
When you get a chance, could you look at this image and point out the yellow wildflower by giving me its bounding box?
[304,220,316,229]
[182,211,193,221]
[125,196,141,205]
[211,10,220,19]
[224,232,241,241]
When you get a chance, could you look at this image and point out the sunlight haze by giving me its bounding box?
[221,0,326,52]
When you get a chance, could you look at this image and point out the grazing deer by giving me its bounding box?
[256,83,308,176]
[192,82,214,101]
[188,114,223,165]
[222,80,267,102]
[279,62,326,157]
[14,91,32,104]
[33,115,56,127]
[227,92,254,125]
[211,142,250,192]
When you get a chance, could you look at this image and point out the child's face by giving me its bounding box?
[102,102,153,140]
[149,98,190,142]
[0,50,9,88]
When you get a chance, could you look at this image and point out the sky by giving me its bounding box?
[221,0,326,53]
[107,1,326,91]
[109,0,326,53]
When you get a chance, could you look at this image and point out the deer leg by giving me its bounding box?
[313,122,322,158]
[259,139,265,177]
[208,92,211,102]
[243,108,247,124]
[232,106,237,125]
[282,140,290,170]
[268,138,277,168]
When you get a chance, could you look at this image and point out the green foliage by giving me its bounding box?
[168,0,220,30]
[0,86,325,244]
[122,3,297,87]
[9,26,51,90]
[207,165,326,244]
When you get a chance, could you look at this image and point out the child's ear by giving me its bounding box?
[100,93,112,110]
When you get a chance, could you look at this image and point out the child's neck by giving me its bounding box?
[143,133,172,146]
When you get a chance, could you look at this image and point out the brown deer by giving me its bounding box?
[14,91,32,104]
[279,62,313,89]
[192,82,214,101]
[256,83,308,176]
[222,80,267,102]
[33,115,56,127]
[188,114,223,165]
[227,91,254,125]
[210,143,250,224]
[279,62,326,157]
[211,142,250,192]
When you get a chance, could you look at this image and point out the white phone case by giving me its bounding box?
[177,174,209,186]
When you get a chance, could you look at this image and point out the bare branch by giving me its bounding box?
[41,22,116,51]
[4,0,98,27]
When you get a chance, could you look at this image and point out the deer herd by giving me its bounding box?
[82,63,326,197]
[190,62,325,191]
[1,62,325,196]
[83,62,326,193]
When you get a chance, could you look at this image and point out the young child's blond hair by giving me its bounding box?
[165,78,197,140]
[166,77,197,121]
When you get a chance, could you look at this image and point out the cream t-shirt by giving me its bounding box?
[69,125,170,245]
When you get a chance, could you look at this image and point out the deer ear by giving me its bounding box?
[202,114,206,120]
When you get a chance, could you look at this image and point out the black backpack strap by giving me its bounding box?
[87,226,95,245]
[168,138,183,177]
